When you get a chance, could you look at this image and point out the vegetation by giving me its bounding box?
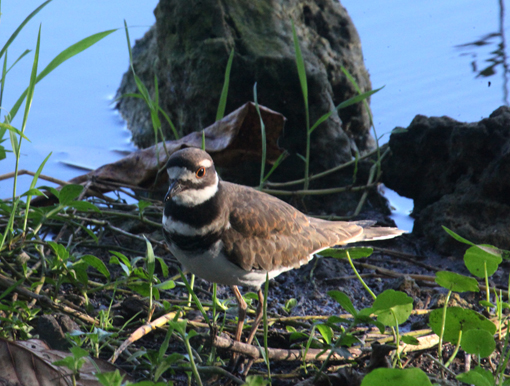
[1,3,509,386]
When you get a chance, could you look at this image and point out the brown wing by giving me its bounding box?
[220,182,364,272]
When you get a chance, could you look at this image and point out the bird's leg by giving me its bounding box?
[229,285,248,372]
[231,285,247,342]
[246,288,264,345]
[242,288,265,375]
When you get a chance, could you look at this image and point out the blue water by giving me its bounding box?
[0,1,507,231]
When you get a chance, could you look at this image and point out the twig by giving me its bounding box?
[262,183,377,196]
[212,334,363,362]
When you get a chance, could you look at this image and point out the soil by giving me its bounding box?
[32,203,508,386]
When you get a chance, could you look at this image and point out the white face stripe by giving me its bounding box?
[171,172,219,207]
[167,167,195,181]
[198,159,212,168]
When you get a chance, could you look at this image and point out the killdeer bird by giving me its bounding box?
[162,148,403,353]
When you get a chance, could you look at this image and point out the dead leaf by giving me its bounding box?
[0,338,130,386]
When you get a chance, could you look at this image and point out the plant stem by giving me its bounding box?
[346,251,376,300]
[437,289,452,363]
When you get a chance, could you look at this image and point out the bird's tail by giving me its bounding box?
[355,221,406,241]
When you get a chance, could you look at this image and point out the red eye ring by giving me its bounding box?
[196,167,206,178]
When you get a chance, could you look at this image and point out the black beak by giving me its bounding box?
[164,180,185,202]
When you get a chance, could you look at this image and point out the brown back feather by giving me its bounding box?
[220,182,366,272]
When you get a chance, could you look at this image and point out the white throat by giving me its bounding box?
[172,172,219,207]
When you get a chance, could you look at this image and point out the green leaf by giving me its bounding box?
[457,366,494,386]
[67,201,101,213]
[168,320,187,336]
[435,271,479,293]
[109,251,132,270]
[137,200,151,212]
[291,20,308,111]
[80,255,110,280]
[327,290,358,316]
[154,280,176,290]
[360,367,433,386]
[58,184,83,205]
[372,290,413,327]
[442,225,474,246]
[0,1,52,61]
[0,123,30,141]
[216,48,234,121]
[309,87,384,133]
[9,29,117,122]
[320,247,373,260]
[461,329,496,358]
[316,324,333,345]
[156,257,169,278]
[464,245,502,278]
[429,307,496,345]
[401,335,420,345]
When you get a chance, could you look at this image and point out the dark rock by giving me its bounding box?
[383,106,510,254]
[37,314,80,350]
[116,0,374,180]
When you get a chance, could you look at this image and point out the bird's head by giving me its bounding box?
[164,148,219,207]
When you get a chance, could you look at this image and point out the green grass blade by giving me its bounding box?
[158,106,179,140]
[292,20,308,109]
[123,20,134,71]
[23,152,52,232]
[0,49,32,89]
[8,29,117,122]
[309,86,384,133]
[262,151,287,183]
[0,50,7,109]
[253,82,266,189]
[216,48,234,122]
[0,0,51,61]
[13,25,40,200]
[21,25,41,135]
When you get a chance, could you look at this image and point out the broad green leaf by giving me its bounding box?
[137,200,151,212]
[338,333,359,347]
[401,335,420,345]
[361,367,432,386]
[435,271,479,293]
[464,244,502,278]
[80,255,110,280]
[442,225,474,246]
[320,247,373,260]
[154,280,176,290]
[461,329,496,358]
[156,257,169,278]
[67,201,101,213]
[457,366,494,386]
[109,251,131,270]
[372,290,413,327]
[327,290,357,316]
[429,307,496,344]
[58,184,83,205]
[316,324,333,345]
[168,320,187,336]
[21,188,46,197]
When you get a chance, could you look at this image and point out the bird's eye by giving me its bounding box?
[196,167,206,178]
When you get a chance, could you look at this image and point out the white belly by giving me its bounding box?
[168,240,292,288]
